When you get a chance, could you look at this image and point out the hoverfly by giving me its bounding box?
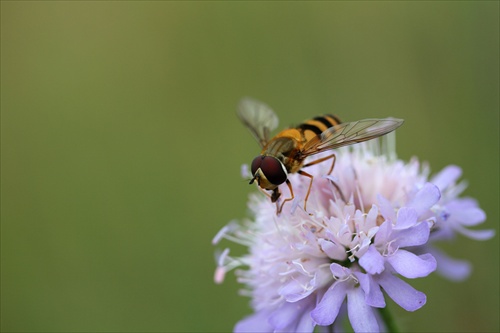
[238,97,404,214]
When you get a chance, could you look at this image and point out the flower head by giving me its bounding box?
[213,135,494,332]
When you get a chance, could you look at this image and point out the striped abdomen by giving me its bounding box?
[297,114,342,142]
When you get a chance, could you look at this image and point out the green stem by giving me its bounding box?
[378,306,399,333]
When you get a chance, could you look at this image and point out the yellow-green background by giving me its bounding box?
[1,2,498,332]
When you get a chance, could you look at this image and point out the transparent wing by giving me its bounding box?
[237,97,279,147]
[302,118,404,155]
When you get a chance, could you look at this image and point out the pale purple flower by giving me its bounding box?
[213,135,494,332]
[412,165,494,281]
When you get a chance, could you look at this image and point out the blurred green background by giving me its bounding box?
[1,2,498,332]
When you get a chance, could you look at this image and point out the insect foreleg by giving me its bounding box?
[277,179,294,215]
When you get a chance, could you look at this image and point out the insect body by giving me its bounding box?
[238,98,404,214]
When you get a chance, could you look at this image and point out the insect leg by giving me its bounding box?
[297,169,314,212]
[299,154,336,212]
[277,179,294,214]
[302,153,336,175]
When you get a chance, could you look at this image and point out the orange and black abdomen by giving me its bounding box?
[297,114,342,142]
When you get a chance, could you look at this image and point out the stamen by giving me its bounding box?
[217,248,230,266]
[382,239,398,256]
[221,233,252,247]
[212,225,231,245]
[214,251,246,284]
[347,244,361,262]
[238,289,253,297]
[214,266,226,284]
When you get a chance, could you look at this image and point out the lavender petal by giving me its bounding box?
[355,271,386,308]
[359,245,385,275]
[427,246,471,281]
[234,310,273,332]
[376,271,426,311]
[392,221,430,248]
[387,250,436,278]
[408,183,441,216]
[347,287,379,333]
[311,281,348,326]
[430,165,462,191]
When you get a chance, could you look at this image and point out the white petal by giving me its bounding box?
[319,238,347,261]
[365,205,379,230]
[377,194,396,222]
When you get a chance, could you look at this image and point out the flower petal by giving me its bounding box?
[427,246,471,281]
[347,287,379,333]
[331,302,348,332]
[359,245,385,275]
[392,221,430,248]
[319,238,347,261]
[446,197,478,211]
[355,271,386,308]
[330,263,350,279]
[454,207,486,226]
[269,299,315,332]
[395,207,418,229]
[453,225,495,240]
[377,194,396,222]
[364,204,379,230]
[234,310,274,332]
[374,220,392,247]
[407,183,441,216]
[311,281,348,326]
[292,299,316,333]
[279,277,313,302]
[387,250,436,278]
[430,165,462,192]
[376,271,426,311]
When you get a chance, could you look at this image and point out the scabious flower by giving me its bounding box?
[213,135,494,332]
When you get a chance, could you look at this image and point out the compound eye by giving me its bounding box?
[251,156,264,175]
[261,156,287,185]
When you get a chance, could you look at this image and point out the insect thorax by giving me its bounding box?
[262,136,304,173]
